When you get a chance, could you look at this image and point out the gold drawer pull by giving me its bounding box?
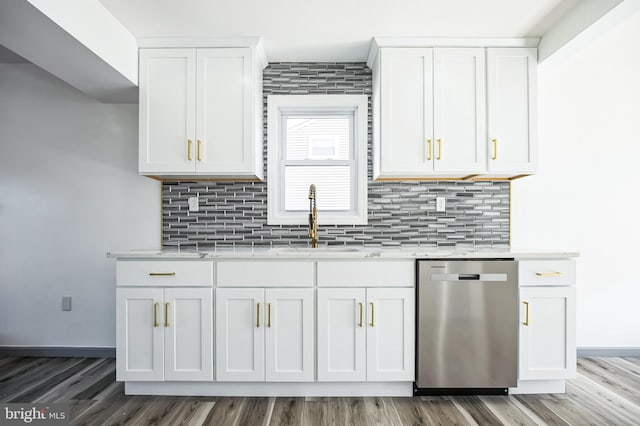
[187,139,193,161]
[149,272,176,276]
[164,303,170,327]
[153,303,159,327]
[267,303,272,328]
[535,271,563,277]
[492,138,498,160]
[426,139,432,161]
[437,138,442,160]
[256,303,261,328]
[523,301,530,326]
[370,302,375,327]
[358,302,363,328]
[197,139,202,161]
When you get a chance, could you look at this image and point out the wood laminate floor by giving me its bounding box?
[1,356,639,425]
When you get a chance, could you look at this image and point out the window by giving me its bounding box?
[267,95,368,225]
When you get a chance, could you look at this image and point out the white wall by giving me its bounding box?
[0,63,159,348]
[512,10,640,348]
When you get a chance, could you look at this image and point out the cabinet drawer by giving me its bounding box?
[217,261,314,287]
[117,260,213,287]
[317,260,415,287]
[518,260,575,286]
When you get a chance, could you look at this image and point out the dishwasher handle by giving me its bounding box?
[458,274,480,280]
[430,273,509,282]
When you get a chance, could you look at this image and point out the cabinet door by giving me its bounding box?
[139,49,196,174]
[164,288,213,381]
[196,48,254,175]
[487,48,537,174]
[433,48,486,173]
[519,286,576,380]
[366,288,415,381]
[317,288,366,381]
[265,288,314,382]
[116,288,164,381]
[378,48,434,177]
[216,288,265,381]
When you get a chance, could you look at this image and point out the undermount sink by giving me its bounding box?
[270,247,361,253]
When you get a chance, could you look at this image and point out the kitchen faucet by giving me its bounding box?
[308,184,318,248]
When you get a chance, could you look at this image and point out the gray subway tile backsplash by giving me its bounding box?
[161,63,510,250]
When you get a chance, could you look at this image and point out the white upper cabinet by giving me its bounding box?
[377,48,434,176]
[487,48,537,174]
[433,48,486,173]
[371,40,537,179]
[374,47,485,178]
[139,45,265,179]
[139,49,196,175]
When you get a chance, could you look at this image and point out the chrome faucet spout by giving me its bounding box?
[308,184,318,248]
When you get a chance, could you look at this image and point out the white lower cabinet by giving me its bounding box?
[116,287,213,382]
[216,287,314,382]
[519,286,577,380]
[317,287,415,382]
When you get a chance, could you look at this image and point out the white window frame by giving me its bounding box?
[267,95,368,225]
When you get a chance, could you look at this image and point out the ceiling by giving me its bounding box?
[97,0,581,61]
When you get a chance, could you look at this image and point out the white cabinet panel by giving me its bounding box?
[433,48,486,173]
[317,288,366,382]
[116,260,213,287]
[317,261,414,287]
[518,260,575,286]
[265,288,314,381]
[366,288,415,381]
[378,48,434,176]
[116,288,164,381]
[139,49,196,174]
[217,261,314,287]
[164,288,213,381]
[216,288,265,381]
[197,48,253,175]
[519,286,576,380]
[487,48,537,173]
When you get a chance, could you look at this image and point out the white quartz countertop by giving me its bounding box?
[107,247,578,260]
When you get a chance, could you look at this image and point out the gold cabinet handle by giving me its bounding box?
[267,303,271,328]
[165,303,170,327]
[187,139,193,161]
[523,301,530,326]
[437,138,442,160]
[149,272,176,276]
[153,302,159,327]
[369,302,375,327]
[426,138,432,161]
[256,303,260,328]
[536,271,564,277]
[358,302,363,328]
[492,138,498,160]
[197,139,202,161]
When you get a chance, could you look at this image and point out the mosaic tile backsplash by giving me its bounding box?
[162,63,510,250]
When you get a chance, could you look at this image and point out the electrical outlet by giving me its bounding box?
[188,196,199,212]
[436,197,446,212]
[61,296,72,311]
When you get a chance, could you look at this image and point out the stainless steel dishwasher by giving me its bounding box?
[416,260,518,395]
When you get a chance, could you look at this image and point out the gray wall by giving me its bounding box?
[0,63,160,347]
[162,63,510,249]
